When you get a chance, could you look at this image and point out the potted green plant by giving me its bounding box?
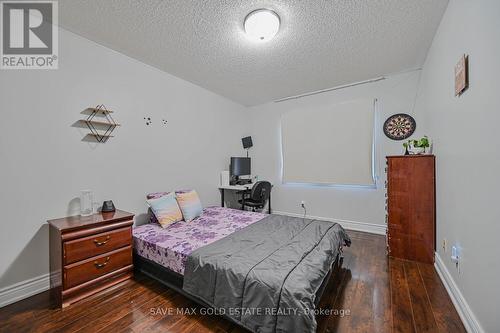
[403,136,430,155]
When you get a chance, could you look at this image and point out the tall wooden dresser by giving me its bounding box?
[386,155,435,263]
[48,210,134,307]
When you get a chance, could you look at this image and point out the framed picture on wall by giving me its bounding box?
[455,54,469,96]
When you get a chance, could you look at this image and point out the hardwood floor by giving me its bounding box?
[0,231,466,333]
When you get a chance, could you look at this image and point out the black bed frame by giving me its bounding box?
[133,252,344,330]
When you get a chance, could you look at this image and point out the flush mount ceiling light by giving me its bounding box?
[244,9,280,42]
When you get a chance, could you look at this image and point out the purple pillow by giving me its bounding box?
[147,192,170,200]
[147,190,191,224]
[146,190,190,200]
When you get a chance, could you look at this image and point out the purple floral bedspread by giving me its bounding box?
[133,206,267,274]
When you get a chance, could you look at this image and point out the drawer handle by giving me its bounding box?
[94,257,110,269]
[94,236,110,247]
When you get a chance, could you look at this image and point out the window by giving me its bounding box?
[281,99,375,186]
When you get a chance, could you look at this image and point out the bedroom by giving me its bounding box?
[0,0,498,332]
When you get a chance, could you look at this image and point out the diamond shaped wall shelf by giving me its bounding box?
[80,104,120,143]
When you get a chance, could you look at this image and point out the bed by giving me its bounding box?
[133,206,267,275]
[133,206,350,333]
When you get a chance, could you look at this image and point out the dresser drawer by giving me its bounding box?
[64,246,132,289]
[64,227,131,265]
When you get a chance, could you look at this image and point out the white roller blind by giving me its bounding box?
[281,99,375,186]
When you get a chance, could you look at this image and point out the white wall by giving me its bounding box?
[413,1,500,331]
[247,70,425,230]
[0,28,248,290]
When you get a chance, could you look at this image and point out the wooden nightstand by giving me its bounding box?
[48,210,134,308]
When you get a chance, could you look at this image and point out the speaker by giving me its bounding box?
[101,200,116,213]
[242,136,253,149]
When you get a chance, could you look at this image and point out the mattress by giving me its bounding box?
[133,206,266,274]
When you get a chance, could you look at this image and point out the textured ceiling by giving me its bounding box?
[58,0,448,106]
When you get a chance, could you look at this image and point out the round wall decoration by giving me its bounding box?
[383,113,416,140]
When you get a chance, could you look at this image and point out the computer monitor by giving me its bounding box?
[230,157,251,176]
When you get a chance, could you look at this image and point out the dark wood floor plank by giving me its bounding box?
[417,263,467,333]
[127,290,192,332]
[0,230,466,333]
[31,278,154,333]
[146,294,199,333]
[324,232,368,332]
[347,233,391,333]
[72,282,171,333]
[154,313,198,333]
[0,290,51,320]
[1,279,136,333]
[343,246,376,332]
[404,260,439,332]
[317,256,353,333]
[390,259,416,333]
[368,237,392,333]
[97,291,176,333]
[316,258,350,332]
[326,255,357,332]
[0,290,53,333]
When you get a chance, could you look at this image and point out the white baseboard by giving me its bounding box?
[272,211,386,235]
[0,273,50,308]
[434,253,484,333]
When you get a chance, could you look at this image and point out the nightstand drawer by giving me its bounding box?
[64,246,132,289]
[64,226,131,265]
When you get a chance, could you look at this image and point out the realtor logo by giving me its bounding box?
[1,0,58,69]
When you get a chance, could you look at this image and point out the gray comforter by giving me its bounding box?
[183,214,351,333]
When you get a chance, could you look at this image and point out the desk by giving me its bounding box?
[218,184,272,214]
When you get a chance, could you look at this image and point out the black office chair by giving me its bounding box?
[238,181,272,212]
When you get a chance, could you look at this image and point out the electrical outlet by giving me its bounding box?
[442,238,447,252]
[451,246,459,261]
[451,244,461,273]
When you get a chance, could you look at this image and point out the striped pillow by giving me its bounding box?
[146,192,183,228]
[176,190,203,222]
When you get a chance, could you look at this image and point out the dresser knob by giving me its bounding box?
[94,236,110,247]
[94,257,110,268]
